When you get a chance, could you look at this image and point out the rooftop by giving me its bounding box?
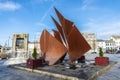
[97,39,105,42]
[111,35,120,39]
[105,40,115,43]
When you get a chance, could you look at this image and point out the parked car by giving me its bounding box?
[91,52,97,54]
[115,50,120,54]
[0,52,7,59]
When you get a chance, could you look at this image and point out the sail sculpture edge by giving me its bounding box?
[40,29,67,65]
[53,30,63,44]
[51,16,66,44]
[40,29,48,54]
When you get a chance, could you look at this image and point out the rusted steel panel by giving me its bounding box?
[53,8,91,63]
[53,30,63,44]
[54,8,73,38]
[62,18,73,38]
[53,30,67,62]
[54,7,64,25]
[40,29,67,65]
[40,29,49,54]
[67,26,91,63]
[51,16,66,43]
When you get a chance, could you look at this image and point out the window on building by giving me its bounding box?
[16,38,24,49]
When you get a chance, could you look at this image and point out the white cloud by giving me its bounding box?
[38,0,55,2]
[83,20,120,39]
[81,0,94,10]
[81,4,87,10]
[30,0,55,22]
[36,23,49,30]
[81,0,91,10]
[0,1,21,11]
[40,3,54,22]
[30,0,55,4]
[35,22,54,40]
[36,22,53,33]
[81,0,89,10]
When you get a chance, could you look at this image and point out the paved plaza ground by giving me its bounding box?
[0,60,61,80]
[87,54,120,80]
[95,54,120,80]
[0,54,120,80]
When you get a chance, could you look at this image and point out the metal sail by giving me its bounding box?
[40,29,48,54]
[53,8,91,63]
[53,29,67,63]
[40,29,67,65]
[54,7,64,25]
[62,18,73,39]
[51,16,66,43]
[67,25,91,63]
[53,30,63,44]
[54,8,73,38]
[39,8,91,65]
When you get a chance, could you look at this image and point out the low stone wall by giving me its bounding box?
[9,61,117,80]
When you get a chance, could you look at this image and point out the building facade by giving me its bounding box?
[12,33,29,58]
[110,36,120,50]
[82,33,97,52]
[97,40,106,52]
[28,41,41,54]
[105,40,116,53]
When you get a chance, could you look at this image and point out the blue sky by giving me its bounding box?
[0,0,120,46]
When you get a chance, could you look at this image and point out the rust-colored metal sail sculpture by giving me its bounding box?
[54,7,64,25]
[40,8,91,65]
[62,18,73,38]
[52,8,91,63]
[40,29,48,54]
[53,29,67,62]
[40,29,67,65]
[67,25,91,62]
[51,16,66,44]
[54,8,73,38]
[53,30,63,44]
